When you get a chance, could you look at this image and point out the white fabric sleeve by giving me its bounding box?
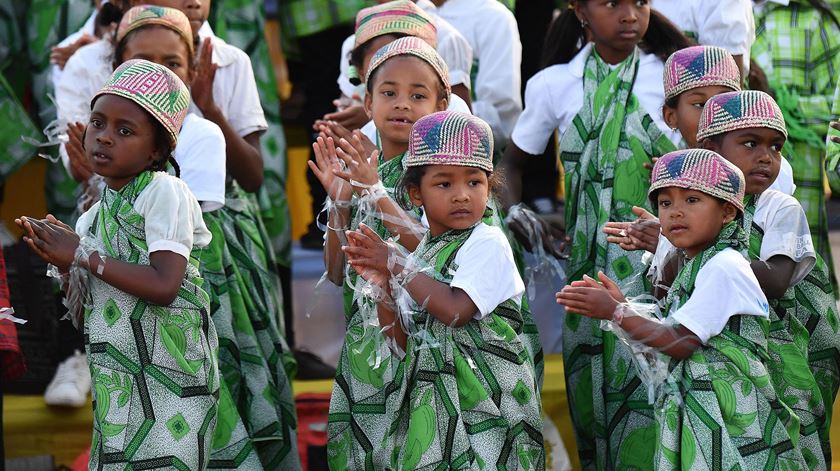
[470,7,522,146]
[694,0,755,55]
[671,249,770,344]
[436,21,473,89]
[176,116,227,211]
[768,155,796,195]
[135,174,212,259]
[74,202,100,237]
[756,193,816,285]
[337,34,357,98]
[450,224,525,319]
[212,43,268,138]
[511,70,560,156]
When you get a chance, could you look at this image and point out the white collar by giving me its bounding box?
[569,43,594,78]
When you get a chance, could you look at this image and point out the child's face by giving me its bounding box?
[121,27,192,85]
[577,0,650,64]
[136,0,209,36]
[704,128,785,195]
[663,85,733,148]
[656,187,737,259]
[364,56,448,148]
[409,165,490,237]
[85,95,162,190]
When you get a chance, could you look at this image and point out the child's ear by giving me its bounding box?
[436,96,448,112]
[662,105,678,131]
[408,184,423,208]
[364,92,373,119]
[722,202,738,224]
[700,138,718,151]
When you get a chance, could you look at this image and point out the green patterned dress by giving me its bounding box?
[558,47,676,469]
[330,225,544,470]
[79,171,219,470]
[199,179,300,470]
[654,221,824,470]
[743,193,840,464]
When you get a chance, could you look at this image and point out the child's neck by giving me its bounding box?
[380,139,408,162]
[593,43,635,66]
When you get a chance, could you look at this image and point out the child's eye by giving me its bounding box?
[605,1,617,7]
[436,182,450,188]
[382,90,395,97]
[658,200,670,207]
[743,141,756,148]
[691,102,706,109]
[771,143,783,152]
[168,62,181,69]
[90,118,103,128]
[412,93,426,100]
[468,179,481,186]
[636,0,648,6]
[118,128,132,136]
[686,196,699,204]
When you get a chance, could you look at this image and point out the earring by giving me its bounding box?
[580,19,589,27]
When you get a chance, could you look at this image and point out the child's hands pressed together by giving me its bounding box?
[309,136,353,204]
[556,271,626,320]
[332,134,381,194]
[603,206,660,253]
[342,224,395,290]
[16,215,81,272]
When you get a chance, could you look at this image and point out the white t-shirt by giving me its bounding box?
[360,93,472,144]
[653,0,755,56]
[336,0,474,98]
[751,189,816,285]
[56,39,113,127]
[770,156,796,195]
[50,9,99,89]
[448,223,525,320]
[177,114,226,211]
[669,248,769,344]
[437,0,522,146]
[512,43,682,156]
[75,172,212,260]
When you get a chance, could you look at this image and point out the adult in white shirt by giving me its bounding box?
[653,0,755,76]
[433,0,523,148]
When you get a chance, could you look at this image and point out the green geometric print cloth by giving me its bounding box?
[329,226,544,470]
[653,220,825,470]
[744,194,840,465]
[85,171,219,470]
[829,80,840,194]
[209,0,291,267]
[199,179,300,470]
[558,46,676,469]
[752,0,840,291]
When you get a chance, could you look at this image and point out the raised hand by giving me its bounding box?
[15,216,81,271]
[342,223,393,289]
[332,135,381,194]
[308,136,352,204]
[66,121,93,182]
[555,271,623,319]
[603,206,660,252]
[323,104,370,131]
[191,37,218,115]
[50,33,97,70]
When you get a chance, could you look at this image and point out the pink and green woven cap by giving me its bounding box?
[696,90,787,141]
[365,36,450,98]
[649,149,746,212]
[354,0,437,49]
[406,111,494,172]
[663,46,741,100]
[92,59,190,146]
[116,5,194,55]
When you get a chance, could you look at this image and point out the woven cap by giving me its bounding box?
[649,149,745,212]
[355,0,437,49]
[116,5,194,56]
[697,90,787,141]
[663,46,741,100]
[365,36,450,98]
[406,111,493,172]
[92,59,190,146]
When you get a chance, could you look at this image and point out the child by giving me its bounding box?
[19,60,219,470]
[752,0,840,289]
[558,149,814,469]
[113,7,300,469]
[697,90,839,462]
[340,110,544,470]
[504,1,689,464]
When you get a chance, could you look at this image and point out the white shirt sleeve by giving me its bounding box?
[450,224,525,319]
[134,173,212,259]
[511,69,562,155]
[754,191,816,285]
[209,39,268,138]
[175,114,227,211]
[768,155,796,195]
[470,6,522,146]
[670,249,770,344]
[337,34,357,98]
[75,202,100,237]
[434,18,473,89]
[693,0,755,55]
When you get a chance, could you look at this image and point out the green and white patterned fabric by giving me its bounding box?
[557,46,676,469]
[200,180,300,470]
[83,171,220,470]
[277,0,371,38]
[743,193,840,465]
[329,225,544,470]
[654,220,824,470]
[828,81,840,193]
[752,0,840,291]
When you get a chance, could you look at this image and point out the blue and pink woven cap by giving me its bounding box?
[663,45,741,100]
[696,90,788,141]
[649,149,746,212]
[406,111,494,172]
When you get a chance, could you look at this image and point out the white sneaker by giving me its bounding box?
[44,350,91,407]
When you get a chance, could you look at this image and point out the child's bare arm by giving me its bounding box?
[750,255,796,299]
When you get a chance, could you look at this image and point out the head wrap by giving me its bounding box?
[649,149,746,213]
[696,90,788,142]
[663,46,741,100]
[405,111,494,172]
[354,0,437,49]
[116,5,194,55]
[92,59,190,146]
[365,36,450,99]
